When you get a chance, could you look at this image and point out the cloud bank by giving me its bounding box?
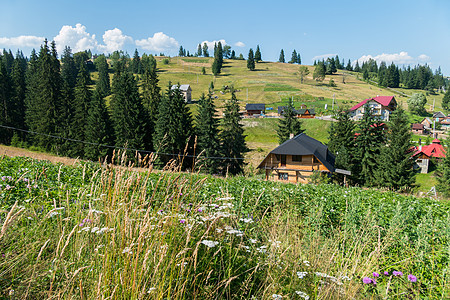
[355,51,430,65]
[0,24,179,54]
[312,53,337,61]
[198,39,227,51]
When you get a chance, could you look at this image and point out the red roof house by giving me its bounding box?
[412,139,446,173]
[349,96,397,121]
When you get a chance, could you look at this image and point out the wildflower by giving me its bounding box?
[362,277,373,284]
[239,218,254,223]
[303,260,310,267]
[249,238,258,244]
[147,287,156,293]
[392,271,403,277]
[295,291,309,300]
[186,209,191,212]
[272,294,282,300]
[197,208,203,212]
[180,219,186,224]
[201,240,219,248]
[49,211,60,218]
[297,271,307,279]
[407,274,417,283]
[384,271,389,276]
[122,247,132,255]
[373,272,380,278]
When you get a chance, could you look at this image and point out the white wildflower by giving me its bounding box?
[249,238,258,244]
[90,209,104,214]
[147,287,156,293]
[216,228,223,233]
[239,218,254,223]
[49,211,60,218]
[297,271,307,279]
[122,247,132,255]
[91,227,100,233]
[303,260,310,267]
[295,291,309,300]
[272,294,282,300]
[201,240,219,248]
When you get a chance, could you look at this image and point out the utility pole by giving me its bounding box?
[246,88,248,101]
[332,93,335,110]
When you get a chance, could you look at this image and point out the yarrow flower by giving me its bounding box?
[201,240,219,248]
[295,291,309,300]
[296,271,307,279]
[407,274,417,283]
[392,271,403,277]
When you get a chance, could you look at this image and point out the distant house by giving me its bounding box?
[297,108,315,118]
[257,133,336,184]
[246,103,265,116]
[411,123,425,134]
[432,111,446,122]
[349,96,397,121]
[412,139,446,173]
[171,84,192,103]
[440,118,450,130]
[421,117,433,129]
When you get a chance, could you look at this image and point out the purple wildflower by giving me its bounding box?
[186,208,191,212]
[392,271,403,277]
[197,208,203,212]
[373,272,380,278]
[180,219,186,224]
[407,274,417,283]
[189,203,193,206]
[179,193,183,196]
[384,271,389,276]
[362,277,372,284]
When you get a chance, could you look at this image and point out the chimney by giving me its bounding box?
[289,133,294,139]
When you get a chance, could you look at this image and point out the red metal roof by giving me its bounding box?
[350,96,396,111]
[413,139,446,158]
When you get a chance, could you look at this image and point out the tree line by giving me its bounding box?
[0,41,248,175]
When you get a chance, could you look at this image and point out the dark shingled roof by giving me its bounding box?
[246,103,265,111]
[258,133,335,172]
[297,108,315,115]
[432,111,446,118]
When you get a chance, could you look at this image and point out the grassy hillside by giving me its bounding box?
[0,156,448,299]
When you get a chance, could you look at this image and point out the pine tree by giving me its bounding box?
[355,104,385,186]
[298,66,309,84]
[110,67,148,156]
[220,90,248,175]
[376,106,415,190]
[153,83,193,167]
[141,60,160,151]
[131,49,141,74]
[202,43,209,57]
[84,90,114,161]
[10,53,27,131]
[442,88,450,111]
[255,45,262,62]
[345,59,353,71]
[276,98,304,144]
[436,138,450,197]
[230,50,236,59]
[247,48,255,71]
[0,60,13,144]
[354,61,361,72]
[178,46,185,57]
[195,93,221,174]
[279,49,285,63]
[212,42,223,75]
[289,50,297,64]
[297,53,301,64]
[95,55,111,98]
[313,62,326,82]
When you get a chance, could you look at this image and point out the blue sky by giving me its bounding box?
[1,0,449,74]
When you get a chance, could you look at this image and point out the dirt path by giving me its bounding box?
[0,145,82,166]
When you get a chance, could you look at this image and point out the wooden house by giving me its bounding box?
[349,96,397,121]
[171,84,192,103]
[432,111,446,122]
[257,133,336,184]
[246,103,265,116]
[412,139,446,173]
[421,117,433,129]
[297,108,315,118]
[411,123,425,134]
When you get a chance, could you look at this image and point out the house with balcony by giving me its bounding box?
[412,139,446,173]
[257,133,336,183]
[349,96,397,121]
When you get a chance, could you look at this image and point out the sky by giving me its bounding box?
[1,0,449,74]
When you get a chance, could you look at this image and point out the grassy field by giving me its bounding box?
[0,156,448,299]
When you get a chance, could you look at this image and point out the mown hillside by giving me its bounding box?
[0,156,448,299]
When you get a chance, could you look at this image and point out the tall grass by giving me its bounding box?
[0,155,448,298]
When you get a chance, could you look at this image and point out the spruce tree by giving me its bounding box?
[289,50,297,64]
[212,42,223,75]
[436,138,450,197]
[110,66,148,156]
[247,48,255,71]
[279,49,285,63]
[355,104,385,186]
[230,50,236,59]
[297,53,301,64]
[442,88,450,111]
[354,61,361,72]
[84,90,114,161]
[276,98,304,144]
[346,59,353,71]
[95,55,111,98]
[153,83,193,167]
[220,90,248,175]
[141,60,161,151]
[376,106,415,190]
[195,93,221,174]
[313,62,326,82]
[0,60,13,144]
[255,45,262,62]
[10,54,27,131]
[202,43,209,57]
[70,62,91,157]
[131,49,141,74]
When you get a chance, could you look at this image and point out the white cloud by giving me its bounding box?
[98,28,133,53]
[0,35,44,48]
[355,51,430,65]
[53,23,98,53]
[198,39,227,52]
[312,53,337,61]
[136,32,179,52]
[234,41,245,47]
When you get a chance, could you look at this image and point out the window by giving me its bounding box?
[278,172,288,181]
[292,155,302,162]
[313,156,319,164]
[281,155,286,166]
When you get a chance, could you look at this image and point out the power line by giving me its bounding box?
[0,124,245,161]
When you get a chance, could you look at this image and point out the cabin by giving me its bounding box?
[171,84,192,103]
[421,117,433,129]
[432,111,446,122]
[349,96,397,121]
[246,103,265,116]
[412,139,446,173]
[257,133,336,184]
[297,108,315,118]
[440,118,450,130]
[411,123,425,134]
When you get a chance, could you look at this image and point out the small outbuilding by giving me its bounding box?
[245,103,265,116]
[411,123,425,134]
[171,84,192,103]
